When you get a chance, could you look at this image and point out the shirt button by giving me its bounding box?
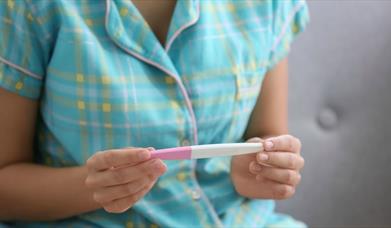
[191,189,201,200]
[181,139,190,147]
[126,221,134,228]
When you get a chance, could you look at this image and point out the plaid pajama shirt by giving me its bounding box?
[0,0,309,227]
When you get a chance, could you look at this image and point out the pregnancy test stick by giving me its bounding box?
[151,143,262,160]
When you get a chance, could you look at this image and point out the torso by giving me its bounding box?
[6,0,308,226]
[132,0,176,45]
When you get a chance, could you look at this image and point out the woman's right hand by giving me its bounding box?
[85,147,167,213]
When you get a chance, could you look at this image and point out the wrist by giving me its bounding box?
[74,165,101,212]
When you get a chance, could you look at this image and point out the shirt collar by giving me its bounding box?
[165,0,200,52]
[104,0,200,77]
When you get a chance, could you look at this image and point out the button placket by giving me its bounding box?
[188,160,224,227]
[191,188,201,200]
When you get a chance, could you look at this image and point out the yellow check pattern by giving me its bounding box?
[0,0,308,227]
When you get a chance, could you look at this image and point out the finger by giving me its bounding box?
[256,152,304,170]
[246,137,264,143]
[246,138,264,153]
[102,159,165,186]
[86,148,151,171]
[102,184,152,213]
[93,174,155,204]
[255,177,296,200]
[249,160,275,174]
[249,161,263,174]
[256,167,301,186]
[264,135,301,153]
[86,158,166,187]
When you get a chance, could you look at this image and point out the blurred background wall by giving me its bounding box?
[276,0,391,227]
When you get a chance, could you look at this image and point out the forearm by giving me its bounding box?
[0,163,100,221]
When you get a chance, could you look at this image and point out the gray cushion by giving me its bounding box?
[276,1,391,226]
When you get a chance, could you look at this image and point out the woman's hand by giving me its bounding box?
[250,135,304,198]
[231,135,304,199]
[85,147,167,213]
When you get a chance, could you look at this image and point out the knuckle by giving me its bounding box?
[275,185,293,200]
[103,151,115,167]
[84,176,95,188]
[287,154,296,168]
[285,171,294,184]
[112,169,126,183]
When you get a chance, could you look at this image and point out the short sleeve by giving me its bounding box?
[0,1,49,99]
[267,0,309,70]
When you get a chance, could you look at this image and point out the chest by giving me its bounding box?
[42,1,273,153]
[131,0,176,45]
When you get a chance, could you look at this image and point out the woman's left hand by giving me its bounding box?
[250,135,304,198]
[231,135,304,199]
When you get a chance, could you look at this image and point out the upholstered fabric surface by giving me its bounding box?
[276,1,391,227]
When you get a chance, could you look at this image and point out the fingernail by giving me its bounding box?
[147,147,155,151]
[258,153,268,161]
[153,160,164,169]
[248,137,262,143]
[265,141,274,150]
[252,163,262,171]
[139,150,150,160]
[161,163,167,172]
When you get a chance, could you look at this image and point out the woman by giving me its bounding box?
[0,0,309,227]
